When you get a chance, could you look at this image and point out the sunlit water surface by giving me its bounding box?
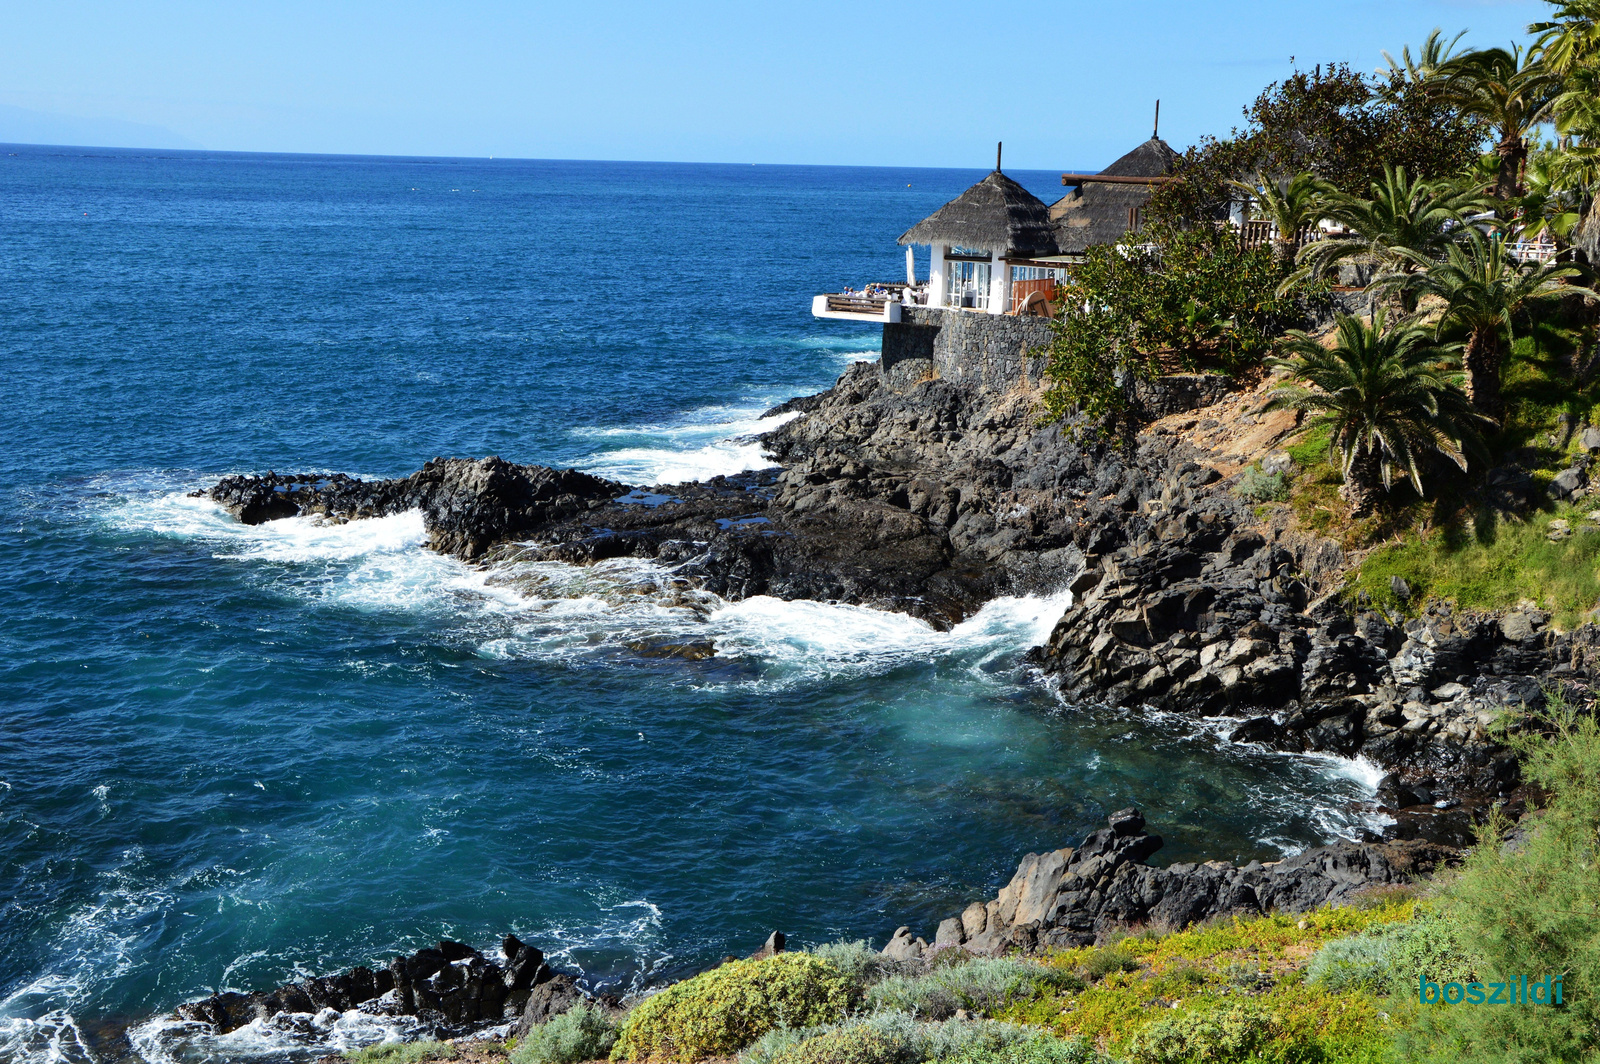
[0,146,1384,1063]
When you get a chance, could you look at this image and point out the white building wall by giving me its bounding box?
[929,244,948,307]
[989,250,1008,314]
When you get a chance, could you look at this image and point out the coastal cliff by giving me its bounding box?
[185,351,1591,1047]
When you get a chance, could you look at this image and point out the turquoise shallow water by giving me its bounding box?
[0,146,1382,1063]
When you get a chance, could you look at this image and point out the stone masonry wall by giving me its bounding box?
[881,307,1056,392]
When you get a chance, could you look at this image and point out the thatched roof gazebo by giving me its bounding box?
[893,167,1065,315]
[897,171,1062,260]
[1050,136,1179,254]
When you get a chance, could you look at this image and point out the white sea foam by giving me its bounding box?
[574,401,800,485]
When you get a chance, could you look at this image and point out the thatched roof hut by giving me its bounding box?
[1050,136,1178,254]
[898,171,1061,258]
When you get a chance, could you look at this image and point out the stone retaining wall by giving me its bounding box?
[881,307,1056,392]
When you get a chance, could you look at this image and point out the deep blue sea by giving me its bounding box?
[0,146,1384,1063]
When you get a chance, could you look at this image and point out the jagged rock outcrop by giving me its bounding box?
[203,459,625,560]
[921,809,1454,955]
[200,360,1591,819]
[176,935,581,1038]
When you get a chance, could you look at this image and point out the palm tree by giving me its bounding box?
[1270,313,1487,516]
[1228,172,1330,267]
[1291,165,1488,304]
[1387,227,1594,421]
[1531,1,1600,76]
[1439,45,1561,200]
[1379,27,1468,90]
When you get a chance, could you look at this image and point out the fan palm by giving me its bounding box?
[1439,45,1561,200]
[1387,227,1593,421]
[1270,313,1487,516]
[1228,172,1331,267]
[1291,165,1487,306]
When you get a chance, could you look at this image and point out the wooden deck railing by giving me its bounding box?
[825,294,891,315]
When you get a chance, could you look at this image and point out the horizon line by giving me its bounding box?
[0,138,1095,174]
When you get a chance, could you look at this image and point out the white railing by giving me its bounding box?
[1509,241,1557,264]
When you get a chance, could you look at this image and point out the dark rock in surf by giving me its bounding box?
[176,937,570,1037]
[513,974,585,1040]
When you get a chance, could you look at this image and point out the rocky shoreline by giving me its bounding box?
[179,355,1593,1043]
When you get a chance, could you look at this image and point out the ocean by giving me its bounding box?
[0,146,1383,1063]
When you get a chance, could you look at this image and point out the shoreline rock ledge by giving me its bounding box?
[175,935,595,1040]
[887,808,1454,959]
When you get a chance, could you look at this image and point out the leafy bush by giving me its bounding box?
[808,940,915,992]
[1040,223,1319,425]
[513,1004,620,1064]
[1125,1002,1274,1064]
[1236,466,1290,503]
[938,1032,1104,1064]
[1309,909,1478,997]
[1081,948,1140,982]
[741,1013,1102,1064]
[1404,703,1600,1063]
[345,1041,458,1064]
[757,1019,910,1064]
[611,953,850,1061]
[863,959,1079,1019]
[1307,934,1397,994]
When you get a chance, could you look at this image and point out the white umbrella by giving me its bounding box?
[905,246,916,286]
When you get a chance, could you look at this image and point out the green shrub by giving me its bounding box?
[1125,1002,1274,1064]
[939,1031,1104,1064]
[1404,703,1600,1063]
[741,1013,1101,1064]
[513,1004,620,1064]
[612,953,851,1061]
[808,940,916,991]
[1236,466,1291,502]
[1307,933,1398,994]
[760,1020,910,1064]
[740,1025,831,1064]
[863,959,1079,1019]
[345,1041,458,1064]
[1309,910,1478,998]
[1081,948,1140,982]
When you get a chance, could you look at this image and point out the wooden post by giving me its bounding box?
[996,141,1002,172]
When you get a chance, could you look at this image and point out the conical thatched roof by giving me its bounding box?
[898,171,1060,256]
[1050,137,1179,254]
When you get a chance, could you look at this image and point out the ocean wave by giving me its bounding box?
[572,401,800,485]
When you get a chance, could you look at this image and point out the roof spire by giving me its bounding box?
[1153,100,1160,139]
[996,141,1002,172]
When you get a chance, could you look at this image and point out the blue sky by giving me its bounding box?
[0,0,1555,168]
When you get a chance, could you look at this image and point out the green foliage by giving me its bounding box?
[611,953,851,1061]
[1270,312,1486,515]
[1081,947,1141,982]
[1040,223,1316,425]
[1308,910,1480,997]
[1406,703,1600,1062]
[1148,61,1482,227]
[512,1004,620,1064]
[807,940,914,993]
[1236,465,1292,502]
[345,1041,458,1064]
[741,1013,1103,1064]
[1294,165,1490,291]
[1349,504,1600,626]
[1125,1001,1275,1064]
[863,958,1080,1020]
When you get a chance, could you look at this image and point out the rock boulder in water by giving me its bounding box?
[175,938,572,1036]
